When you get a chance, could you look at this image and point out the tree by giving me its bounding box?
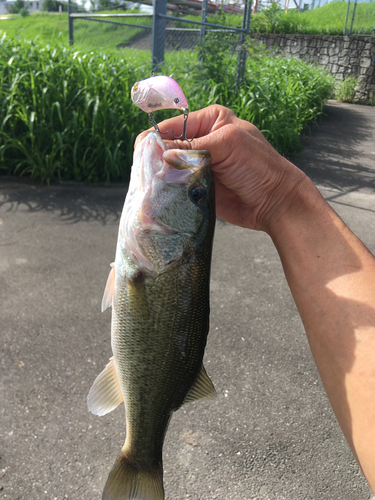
[9,0,27,13]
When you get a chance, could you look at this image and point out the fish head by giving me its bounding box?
[120,132,215,276]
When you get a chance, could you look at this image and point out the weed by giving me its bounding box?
[336,76,357,103]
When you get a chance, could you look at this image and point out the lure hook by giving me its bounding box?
[172,109,194,143]
[148,112,168,135]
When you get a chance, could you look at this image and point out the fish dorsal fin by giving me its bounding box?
[101,263,115,312]
[183,365,216,405]
[87,357,123,416]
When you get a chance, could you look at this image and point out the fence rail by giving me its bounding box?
[67,0,252,86]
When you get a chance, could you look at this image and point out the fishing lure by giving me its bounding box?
[131,75,193,142]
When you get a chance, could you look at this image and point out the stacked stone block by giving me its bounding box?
[251,34,375,101]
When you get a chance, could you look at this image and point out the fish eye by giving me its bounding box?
[174,97,179,104]
[133,83,139,92]
[189,185,208,205]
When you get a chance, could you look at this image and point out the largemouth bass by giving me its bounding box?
[88,131,216,500]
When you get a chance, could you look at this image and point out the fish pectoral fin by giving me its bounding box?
[87,357,123,416]
[183,364,216,405]
[101,263,115,312]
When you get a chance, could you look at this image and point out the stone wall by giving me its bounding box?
[250,34,375,101]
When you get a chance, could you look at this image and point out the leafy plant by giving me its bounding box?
[251,3,309,34]
[0,34,334,183]
[336,76,357,103]
[8,0,27,13]
[0,36,149,183]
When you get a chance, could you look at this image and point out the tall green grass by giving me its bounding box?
[0,35,333,183]
[0,35,150,182]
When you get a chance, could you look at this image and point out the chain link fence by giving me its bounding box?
[68,0,251,85]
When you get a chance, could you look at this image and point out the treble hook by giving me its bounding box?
[172,109,195,142]
[148,112,168,135]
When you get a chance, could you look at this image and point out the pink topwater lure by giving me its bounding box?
[131,75,193,141]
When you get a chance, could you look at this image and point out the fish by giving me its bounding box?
[87,131,216,500]
[131,76,189,113]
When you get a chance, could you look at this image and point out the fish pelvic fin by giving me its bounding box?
[183,364,216,405]
[102,452,164,500]
[87,357,123,416]
[102,263,115,312]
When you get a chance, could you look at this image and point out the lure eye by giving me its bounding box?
[189,185,208,205]
[133,83,139,92]
[174,97,179,104]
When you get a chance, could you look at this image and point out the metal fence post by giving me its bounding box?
[200,0,208,41]
[236,0,251,87]
[152,0,167,71]
[344,0,351,35]
[349,0,357,35]
[68,0,74,45]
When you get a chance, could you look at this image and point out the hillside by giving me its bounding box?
[0,10,150,49]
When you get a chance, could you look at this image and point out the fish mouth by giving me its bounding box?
[163,149,211,172]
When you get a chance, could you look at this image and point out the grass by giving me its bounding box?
[0,9,152,50]
[0,35,151,183]
[172,1,375,35]
[298,0,375,35]
[336,75,358,102]
[0,32,334,183]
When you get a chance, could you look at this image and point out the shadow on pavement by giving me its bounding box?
[0,181,126,225]
[289,102,375,193]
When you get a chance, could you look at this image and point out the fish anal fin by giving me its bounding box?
[102,452,164,500]
[87,357,123,416]
[183,364,216,405]
[102,263,115,312]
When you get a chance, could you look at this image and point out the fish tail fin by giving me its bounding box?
[102,451,164,500]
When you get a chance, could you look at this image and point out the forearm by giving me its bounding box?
[266,177,375,490]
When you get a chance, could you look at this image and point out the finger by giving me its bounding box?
[157,105,237,140]
[135,105,235,148]
[134,105,270,153]
[163,124,243,168]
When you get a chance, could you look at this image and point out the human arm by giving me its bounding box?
[137,105,375,490]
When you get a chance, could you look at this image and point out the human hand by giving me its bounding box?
[135,105,310,232]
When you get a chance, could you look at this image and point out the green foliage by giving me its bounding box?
[42,0,67,13]
[174,1,375,35]
[9,0,27,14]
[251,3,309,34]
[336,76,357,103]
[1,11,149,50]
[20,7,30,17]
[0,33,333,183]
[235,56,334,153]
[166,41,333,154]
[0,36,150,183]
[190,31,238,90]
[298,0,375,35]
[251,0,375,35]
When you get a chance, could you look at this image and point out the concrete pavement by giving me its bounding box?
[1,101,375,500]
